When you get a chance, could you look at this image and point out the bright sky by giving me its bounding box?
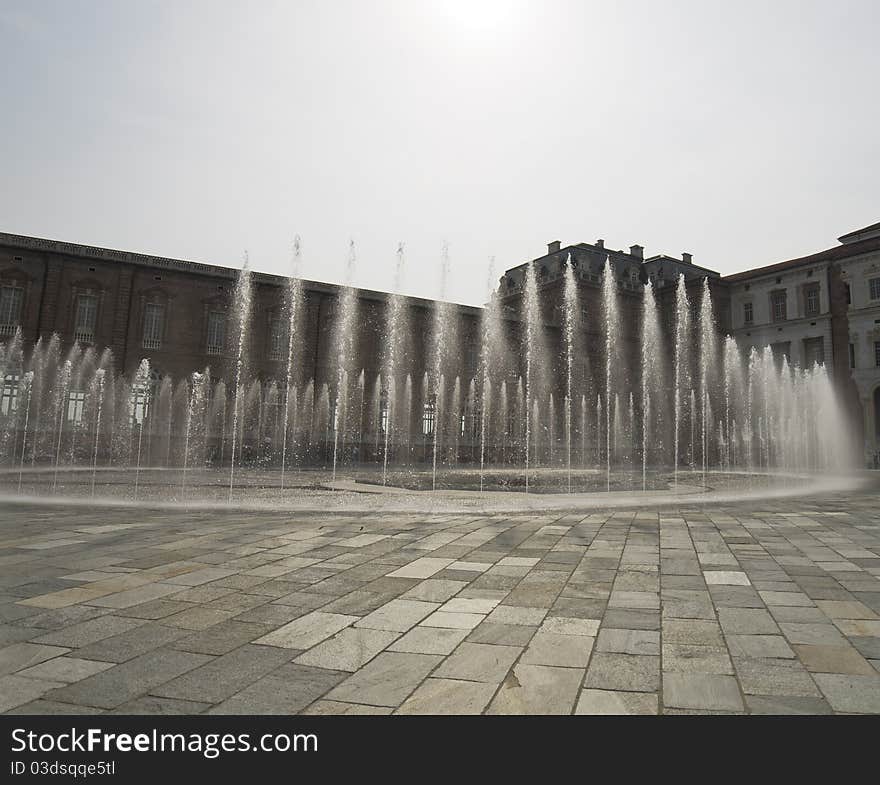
[2,0,877,305]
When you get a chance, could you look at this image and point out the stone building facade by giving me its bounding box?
[1,223,877,462]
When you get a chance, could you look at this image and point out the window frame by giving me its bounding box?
[770,290,787,322]
[206,310,226,356]
[142,302,165,350]
[73,292,99,344]
[804,284,820,317]
[0,283,24,335]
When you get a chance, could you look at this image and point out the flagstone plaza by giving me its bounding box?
[2,487,880,716]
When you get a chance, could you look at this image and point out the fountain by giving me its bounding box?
[0,242,859,510]
[227,252,252,503]
[522,259,540,492]
[381,243,407,484]
[280,236,304,490]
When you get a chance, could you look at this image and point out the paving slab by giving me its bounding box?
[575,689,658,715]
[487,664,583,714]
[325,652,443,707]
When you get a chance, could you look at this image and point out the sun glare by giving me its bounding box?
[436,0,524,36]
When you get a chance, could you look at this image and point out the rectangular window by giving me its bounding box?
[130,384,150,425]
[804,284,820,317]
[67,390,86,424]
[422,400,436,436]
[804,337,824,367]
[846,283,852,305]
[0,285,24,336]
[870,278,880,300]
[74,293,98,343]
[142,303,164,350]
[850,343,856,369]
[771,290,787,322]
[743,302,753,325]
[268,316,287,360]
[875,341,880,368]
[379,396,388,435]
[1,373,19,416]
[323,298,338,329]
[206,311,226,355]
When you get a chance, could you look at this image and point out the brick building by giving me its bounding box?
[0,224,876,462]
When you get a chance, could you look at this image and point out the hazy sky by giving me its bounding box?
[2,0,878,305]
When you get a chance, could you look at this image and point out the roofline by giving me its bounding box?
[838,221,880,242]
[501,242,644,276]
[0,231,482,315]
[723,235,880,283]
[642,254,720,277]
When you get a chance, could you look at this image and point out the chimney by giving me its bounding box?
[682,252,693,265]
[548,240,561,255]
[630,244,644,260]
[596,239,604,248]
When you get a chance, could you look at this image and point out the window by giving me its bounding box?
[74,293,98,343]
[875,341,880,368]
[324,298,338,327]
[804,284,820,317]
[743,302,753,325]
[0,284,24,335]
[67,390,86,424]
[771,290,787,322]
[804,337,825,367]
[870,278,880,300]
[206,311,225,355]
[142,303,165,349]
[130,383,150,425]
[268,316,287,361]
[845,283,852,305]
[1,374,19,416]
[850,343,856,369]
[422,398,436,436]
[379,391,388,435]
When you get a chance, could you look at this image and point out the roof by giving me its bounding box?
[501,242,638,275]
[642,254,720,277]
[0,231,483,313]
[838,221,880,243]
[723,234,880,283]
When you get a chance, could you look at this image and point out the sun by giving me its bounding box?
[436,0,523,36]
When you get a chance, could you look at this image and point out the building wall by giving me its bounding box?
[2,228,877,462]
[839,247,880,460]
[727,261,832,369]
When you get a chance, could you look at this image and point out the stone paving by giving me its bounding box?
[2,489,880,715]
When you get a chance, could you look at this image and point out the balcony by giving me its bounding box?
[142,337,162,350]
[207,344,224,356]
[0,323,17,337]
[73,329,94,344]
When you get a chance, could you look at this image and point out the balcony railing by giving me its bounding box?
[73,329,94,344]
[142,337,162,350]
[207,344,224,356]
[0,323,17,336]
